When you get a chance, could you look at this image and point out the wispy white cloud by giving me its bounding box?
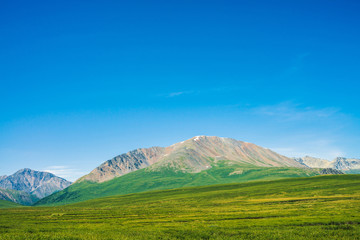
[164,89,204,98]
[167,91,194,97]
[305,139,346,160]
[270,146,345,160]
[42,166,87,182]
[249,101,350,160]
[163,86,239,98]
[270,147,309,158]
[168,92,184,97]
[269,137,347,160]
[250,102,339,122]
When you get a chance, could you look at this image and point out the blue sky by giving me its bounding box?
[1,0,359,181]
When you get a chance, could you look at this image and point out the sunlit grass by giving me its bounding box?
[0,174,359,239]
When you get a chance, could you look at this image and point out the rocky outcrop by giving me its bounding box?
[79,147,166,183]
[80,136,305,183]
[318,168,344,175]
[0,168,72,198]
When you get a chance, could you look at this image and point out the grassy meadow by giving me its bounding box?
[0,174,359,239]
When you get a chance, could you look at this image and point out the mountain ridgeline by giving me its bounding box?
[37,136,342,206]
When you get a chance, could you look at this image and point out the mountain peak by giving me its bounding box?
[14,168,58,179]
[79,136,303,183]
[17,168,32,173]
[0,168,72,199]
[190,135,234,141]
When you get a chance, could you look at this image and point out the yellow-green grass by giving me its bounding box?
[0,174,359,239]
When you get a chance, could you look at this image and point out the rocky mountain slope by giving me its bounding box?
[80,136,305,183]
[0,168,72,199]
[332,157,360,171]
[294,156,360,172]
[79,147,166,183]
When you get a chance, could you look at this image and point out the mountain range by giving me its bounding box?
[36,136,342,206]
[0,168,72,205]
[294,156,360,173]
[2,136,357,206]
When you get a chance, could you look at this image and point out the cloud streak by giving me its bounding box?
[42,166,87,182]
[250,102,339,122]
[270,144,346,160]
[246,101,351,160]
[163,86,240,98]
[167,91,195,97]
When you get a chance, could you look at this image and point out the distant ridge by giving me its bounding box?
[294,156,360,173]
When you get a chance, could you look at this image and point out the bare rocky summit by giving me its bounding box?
[80,136,305,183]
[0,168,72,199]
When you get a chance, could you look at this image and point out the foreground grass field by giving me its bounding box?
[0,174,359,240]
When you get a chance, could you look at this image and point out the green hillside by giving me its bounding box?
[1,174,359,239]
[0,199,21,209]
[36,162,327,206]
[0,188,39,206]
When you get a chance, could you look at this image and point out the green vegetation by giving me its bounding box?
[37,162,325,206]
[0,174,359,239]
[0,188,39,206]
[0,200,21,209]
